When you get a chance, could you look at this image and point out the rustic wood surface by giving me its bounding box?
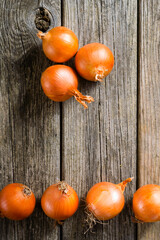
[62,0,137,240]
[138,0,160,239]
[0,0,159,240]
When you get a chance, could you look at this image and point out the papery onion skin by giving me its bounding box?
[41,65,94,108]
[75,42,114,82]
[86,178,132,221]
[37,26,79,63]
[41,182,79,221]
[133,184,160,222]
[0,183,36,220]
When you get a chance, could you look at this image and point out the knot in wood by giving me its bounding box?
[35,7,51,32]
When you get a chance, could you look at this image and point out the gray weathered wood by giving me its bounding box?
[0,0,61,239]
[1,0,159,239]
[138,0,160,239]
[62,0,137,239]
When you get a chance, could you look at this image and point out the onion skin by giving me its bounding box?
[41,182,79,221]
[86,178,132,221]
[37,26,78,63]
[133,184,160,222]
[0,183,36,220]
[41,65,94,108]
[75,43,114,81]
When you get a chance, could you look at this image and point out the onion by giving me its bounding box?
[41,181,79,223]
[41,65,94,108]
[37,26,79,63]
[133,184,160,222]
[75,42,114,81]
[86,178,133,222]
[0,183,36,220]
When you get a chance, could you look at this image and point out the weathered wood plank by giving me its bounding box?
[0,0,61,239]
[62,0,137,239]
[138,0,160,239]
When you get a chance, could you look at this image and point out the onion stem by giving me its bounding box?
[56,181,68,194]
[73,90,94,109]
[118,177,134,193]
[23,187,32,196]
[95,73,104,82]
[37,31,46,39]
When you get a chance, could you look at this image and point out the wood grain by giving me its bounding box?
[62,0,137,239]
[0,0,61,239]
[1,0,159,239]
[138,0,160,239]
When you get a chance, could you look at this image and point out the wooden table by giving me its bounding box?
[0,0,159,239]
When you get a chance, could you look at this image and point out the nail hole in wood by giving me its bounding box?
[35,7,51,32]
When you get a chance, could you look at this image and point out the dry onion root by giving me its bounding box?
[84,178,133,233]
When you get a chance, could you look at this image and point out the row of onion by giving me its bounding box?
[1,180,160,225]
[37,26,114,108]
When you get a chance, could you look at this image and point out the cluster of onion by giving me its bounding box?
[1,181,160,227]
[0,182,79,222]
[37,26,114,108]
[86,181,160,226]
[1,28,159,228]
